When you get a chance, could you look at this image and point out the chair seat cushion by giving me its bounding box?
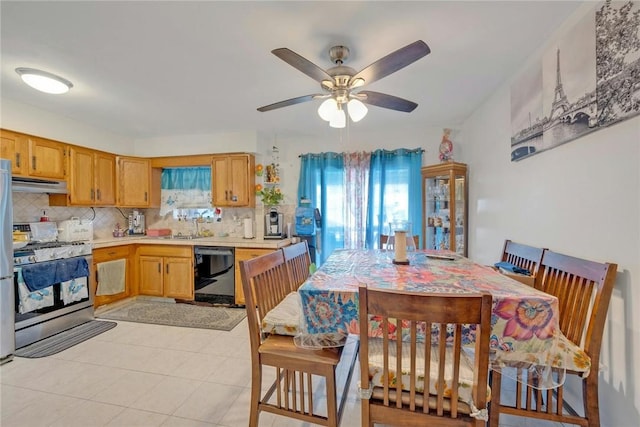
[261,291,301,336]
[367,338,491,408]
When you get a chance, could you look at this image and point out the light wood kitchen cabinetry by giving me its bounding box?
[137,245,194,300]
[50,146,116,206]
[211,154,255,207]
[117,156,151,207]
[27,136,67,179]
[234,247,275,305]
[0,129,28,175]
[0,129,66,179]
[93,245,131,308]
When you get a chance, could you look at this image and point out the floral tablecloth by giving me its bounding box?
[297,249,590,381]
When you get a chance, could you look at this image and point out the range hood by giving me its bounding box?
[12,177,67,194]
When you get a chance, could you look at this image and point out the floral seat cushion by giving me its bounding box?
[261,291,301,336]
[367,337,491,411]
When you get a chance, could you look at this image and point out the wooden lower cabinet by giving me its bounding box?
[137,245,194,300]
[93,245,131,308]
[234,247,275,305]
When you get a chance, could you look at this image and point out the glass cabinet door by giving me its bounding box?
[422,162,467,256]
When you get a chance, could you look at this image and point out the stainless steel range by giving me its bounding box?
[13,224,94,349]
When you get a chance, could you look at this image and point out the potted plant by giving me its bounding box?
[257,185,284,206]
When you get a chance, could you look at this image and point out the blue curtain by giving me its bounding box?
[161,167,211,190]
[297,153,344,265]
[366,148,423,249]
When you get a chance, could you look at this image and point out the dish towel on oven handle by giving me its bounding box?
[61,277,89,305]
[15,267,55,314]
[21,257,90,292]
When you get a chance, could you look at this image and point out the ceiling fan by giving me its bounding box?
[257,40,431,128]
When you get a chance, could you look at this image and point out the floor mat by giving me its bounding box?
[97,300,246,331]
[15,320,117,358]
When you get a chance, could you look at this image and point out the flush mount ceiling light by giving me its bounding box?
[15,68,73,94]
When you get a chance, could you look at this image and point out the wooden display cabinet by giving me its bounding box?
[421,162,468,256]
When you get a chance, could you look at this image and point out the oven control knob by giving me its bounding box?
[29,256,36,262]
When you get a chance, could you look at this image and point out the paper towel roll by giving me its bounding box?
[394,231,407,262]
[243,218,254,238]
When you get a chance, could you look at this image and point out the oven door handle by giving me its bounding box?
[194,248,233,257]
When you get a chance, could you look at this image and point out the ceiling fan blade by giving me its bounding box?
[358,91,418,112]
[272,48,334,84]
[349,40,430,87]
[257,94,325,112]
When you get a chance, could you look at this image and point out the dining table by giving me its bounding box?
[296,249,591,388]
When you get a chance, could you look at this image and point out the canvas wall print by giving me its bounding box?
[510,0,640,162]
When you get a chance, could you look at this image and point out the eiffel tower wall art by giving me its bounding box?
[510,0,640,162]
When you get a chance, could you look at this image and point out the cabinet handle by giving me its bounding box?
[225,190,228,201]
[96,189,101,201]
[90,189,95,200]
[15,153,20,168]
[166,264,169,274]
[144,192,148,202]
[32,156,36,170]
[158,263,161,273]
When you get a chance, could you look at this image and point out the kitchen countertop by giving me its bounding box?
[91,235,291,250]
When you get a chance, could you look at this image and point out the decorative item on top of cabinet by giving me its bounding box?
[421,162,467,256]
[117,156,151,207]
[93,245,131,308]
[50,146,116,206]
[0,129,66,179]
[137,245,194,300]
[211,154,255,207]
[234,247,275,305]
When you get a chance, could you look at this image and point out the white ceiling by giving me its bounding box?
[0,1,583,141]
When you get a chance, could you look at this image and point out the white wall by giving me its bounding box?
[0,98,133,153]
[133,131,259,157]
[458,4,640,425]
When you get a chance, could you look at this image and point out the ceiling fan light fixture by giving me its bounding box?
[15,67,73,94]
[329,108,346,128]
[318,98,338,121]
[347,98,368,122]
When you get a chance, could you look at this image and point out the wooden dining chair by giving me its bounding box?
[489,250,617,427]
[359,284,493,427]
[240,250,346,427]
[282,240,312,289]
[500,239,546,278]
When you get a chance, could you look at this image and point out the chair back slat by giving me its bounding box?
[359,285,492,424]
[282,241,312,290]
[536,250,617,358]
[501,239,545,276]
[240,250,290,351]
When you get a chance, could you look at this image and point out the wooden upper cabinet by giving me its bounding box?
[27,136,67,179]
[211,154,255,207]
[117,156,150,207]
[0,129,28,176]
[94,151,116,205]
[57,146,116,206]
[0,130,65,179]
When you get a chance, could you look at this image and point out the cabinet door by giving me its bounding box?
[234,248,274,305]
[139,255,164,296]
[164,257,194,300]
[117,156,150,207]
[228,155,252,206]
[68,146,95,205]
[28,137,66,179]
[211,156,229,206]
[95,152,116,205]
[93,246,130,308]
[0,130,28,176]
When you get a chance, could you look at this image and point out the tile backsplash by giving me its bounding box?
[12,192,296,240]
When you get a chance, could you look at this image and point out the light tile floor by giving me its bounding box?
[0,318,567,427]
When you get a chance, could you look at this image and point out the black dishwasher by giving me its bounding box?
[194,247,235,305]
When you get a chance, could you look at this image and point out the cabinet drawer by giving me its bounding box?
[93,245,130,262]
[137,245,192,258]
